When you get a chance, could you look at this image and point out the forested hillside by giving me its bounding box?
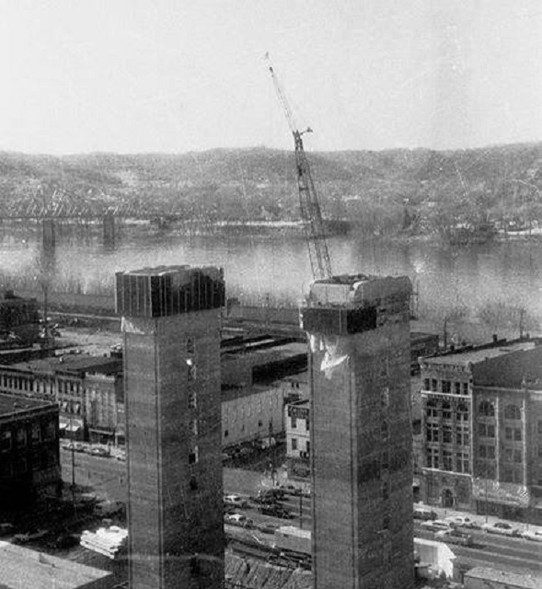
[2,142,542,237]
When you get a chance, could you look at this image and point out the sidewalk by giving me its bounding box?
[415,501,539,533]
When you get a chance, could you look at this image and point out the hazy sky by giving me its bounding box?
[1,0,542,154]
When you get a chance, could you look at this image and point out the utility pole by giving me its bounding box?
[269,420,275,487]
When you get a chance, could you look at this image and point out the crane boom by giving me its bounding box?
[266,57,332,280]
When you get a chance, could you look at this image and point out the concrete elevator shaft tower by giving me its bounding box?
[116,265,225,589]
[301,274,414,589]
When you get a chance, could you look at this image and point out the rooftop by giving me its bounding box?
[465,566,542,589]
[9,354,122,376]
[422,339,537,367]
[225,553,312,589]
[0,541,112,589]
[0,393,56,417]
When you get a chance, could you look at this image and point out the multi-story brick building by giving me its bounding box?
[0,355,123,444]
[284,399,310,480]
[0,393,61,508]
[117,265,225,589]
[301,274,414,589]
[419,337,542,523]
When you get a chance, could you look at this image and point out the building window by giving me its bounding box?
[186,359,197,382]
[443,450,453,471]
[186,338,195,355]
[479,444,495,460]
[1,431,12,452]
[291,416,297,429]
[424,378,430,390]
[31,424,41,444]
[291,438,298,451]
[504,404,521,420]
[514,449,522,463]
[426,399,438,418]
[479,400,495,417]
[425,423,439,442]
[442,380,451,393]
[505,427,522,441]
[188,390,197,409]
[381,450,389,470]
[456,452,470,473]
[306,441,310,454]
[479,423,495,438]
[16,428,27,448]
[463,383,469,395]
[443,425,452,444]
[454,382,461,395]
[456,403,469,421]
[382,481,389,500]
[224,430,229,438]
[442,401,452,420]
[188,447,199,465]
[456,429,469,446]
[431,379,438,392]
[380,387,389,408]
[502,467,522,484]
[426,448,439,469]
[381,420,389,441]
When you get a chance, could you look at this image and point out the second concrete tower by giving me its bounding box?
[301,274,414,589]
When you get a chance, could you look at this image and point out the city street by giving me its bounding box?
[60,449,542,575]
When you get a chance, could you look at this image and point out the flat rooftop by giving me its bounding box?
[465,566,542,589]
[0,541,112,589]
[423,339,537,367]
[8,354,121,376]
[0,393,56,416]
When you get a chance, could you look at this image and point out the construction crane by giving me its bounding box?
[266,55,333,280]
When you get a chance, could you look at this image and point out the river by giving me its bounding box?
[1,222,541,337]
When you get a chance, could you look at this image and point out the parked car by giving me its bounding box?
[256,521,281,535]
[62,441,86,452]
[522,529,542,542]
[445,515,481,530]
[224,513,254,528]
[259,504,295,519]
[279,483,303,496]
[223,494,248,509]
[482,521,519,537]
[261,488,286,501]
[251,489,285,504]
[435,528,474,546]
[413,507,437,521]
[90,447,110,457]
[420,519,451,533]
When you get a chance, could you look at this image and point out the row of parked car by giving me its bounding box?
[414,506,542,543]
[60,441,126,460]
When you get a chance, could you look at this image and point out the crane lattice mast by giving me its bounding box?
[266,56,333,280]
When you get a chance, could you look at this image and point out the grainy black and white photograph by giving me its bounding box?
[1,1,542,588]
